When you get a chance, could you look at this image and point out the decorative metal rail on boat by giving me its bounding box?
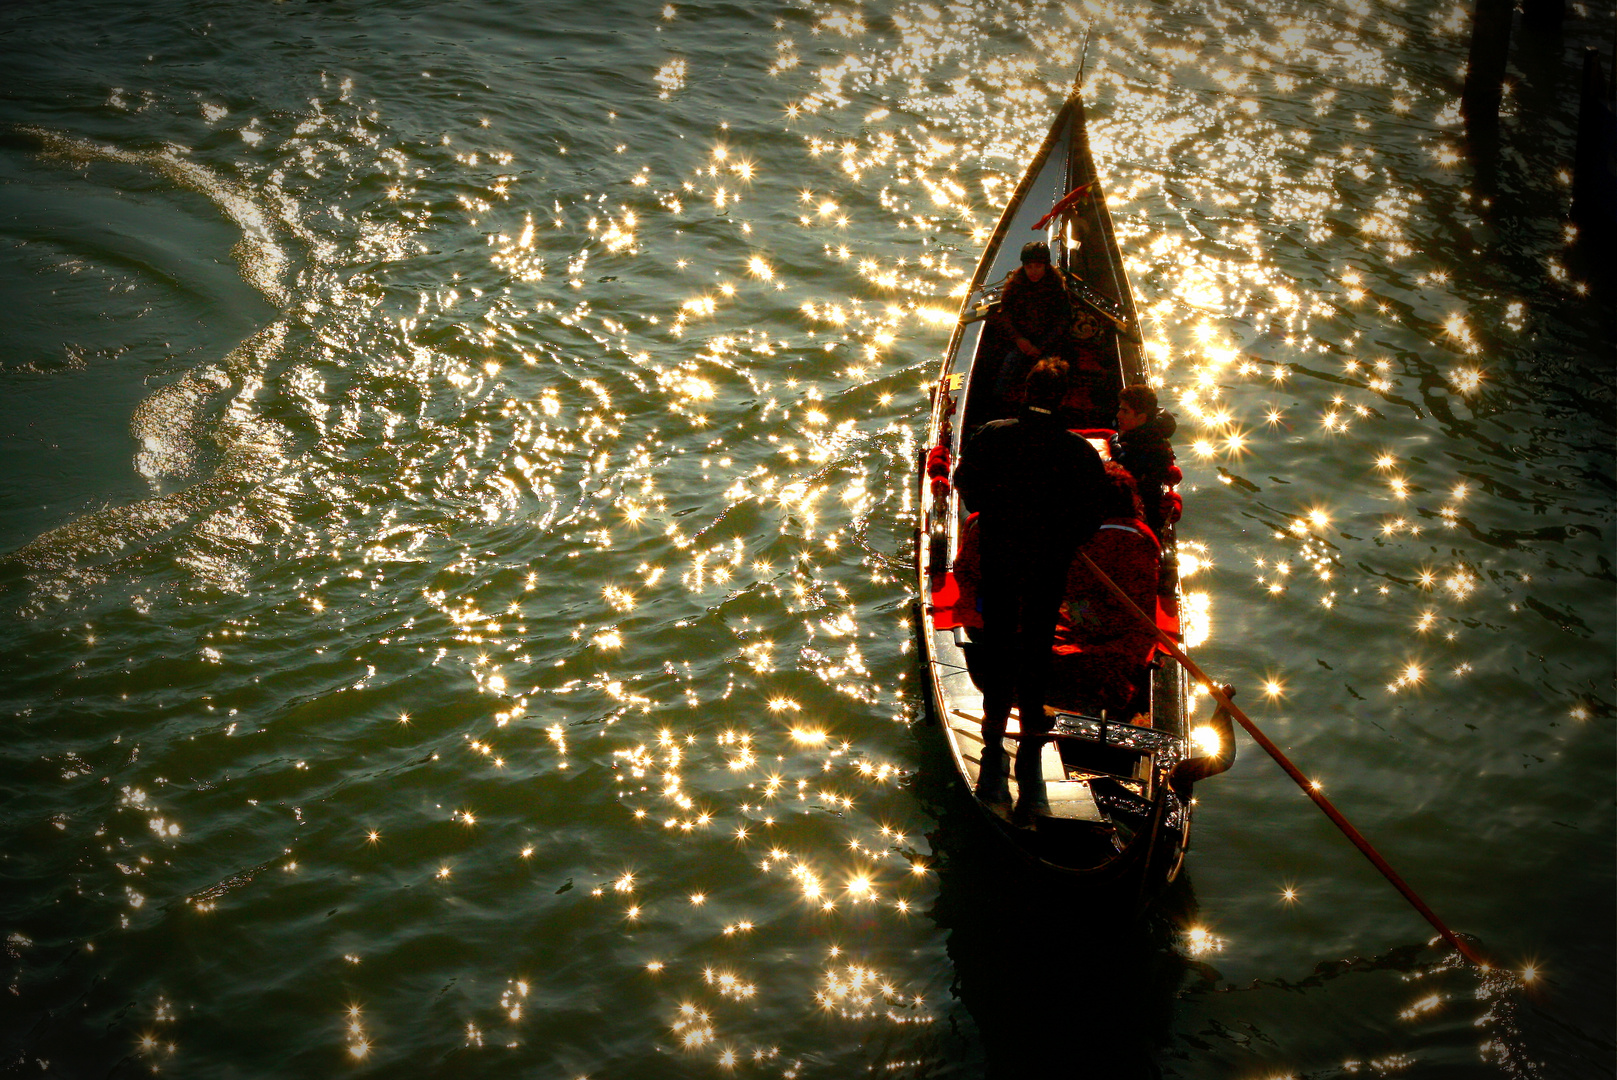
[998,710,1184,761]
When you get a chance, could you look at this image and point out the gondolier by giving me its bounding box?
[954,358,1106,824]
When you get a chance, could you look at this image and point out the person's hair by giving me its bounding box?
[1023,356,1070,410]
[1099,461,1145,520]
[1015,261,1064,287]
[1119,384,1158,416]
[1020,240,1051,265]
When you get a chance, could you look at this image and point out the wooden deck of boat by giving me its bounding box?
[933,632,1109,824]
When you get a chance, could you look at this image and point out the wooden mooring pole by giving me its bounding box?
[1571,46,1617,244]
[1462,0,1514,128]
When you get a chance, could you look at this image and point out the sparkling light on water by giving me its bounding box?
[0,0,1609,1077]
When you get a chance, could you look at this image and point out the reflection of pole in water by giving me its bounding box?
[924,791,1194,1079]
[1461,0,1512,181]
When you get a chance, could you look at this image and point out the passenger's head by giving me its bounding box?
[1099,461,1145,520]
[1020,240,1051,282]
[1117,384,1158,433]
[1023,356,1070,411]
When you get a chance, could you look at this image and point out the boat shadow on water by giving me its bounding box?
[918,750,1200,1080]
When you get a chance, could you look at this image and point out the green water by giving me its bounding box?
[1,1,1611,1076]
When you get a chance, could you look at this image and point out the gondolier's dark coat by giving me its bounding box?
[954,408,1108,696]
[954,408,1106,560]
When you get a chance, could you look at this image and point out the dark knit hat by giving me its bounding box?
[1020,240,1051,265]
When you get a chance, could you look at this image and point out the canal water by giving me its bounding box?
[1,1,1611,1076]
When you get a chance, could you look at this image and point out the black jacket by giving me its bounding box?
[1113,411,1178,532]
[954,408,1107,567]
[988,267,1073,352]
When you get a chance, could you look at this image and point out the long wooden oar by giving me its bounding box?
[1078,552,1489,968]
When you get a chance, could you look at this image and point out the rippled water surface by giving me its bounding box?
[2,1,1612,1077]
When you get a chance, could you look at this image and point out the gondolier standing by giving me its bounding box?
[953,357,1107,824]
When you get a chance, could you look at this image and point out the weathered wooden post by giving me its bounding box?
[1461,0,1514,129]
[1571,47,1617,244]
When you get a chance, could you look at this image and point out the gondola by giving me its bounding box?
[915,73,1228,898]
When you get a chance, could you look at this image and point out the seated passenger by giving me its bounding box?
[1048,463,1161,720]
[988,241,1073,407]
[1066,297,1113,374]
[1056,309,1117,428]
[1111,384,1180,538]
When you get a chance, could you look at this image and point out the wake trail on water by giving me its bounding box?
[16,125,299,305]
[5,112,419,600]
